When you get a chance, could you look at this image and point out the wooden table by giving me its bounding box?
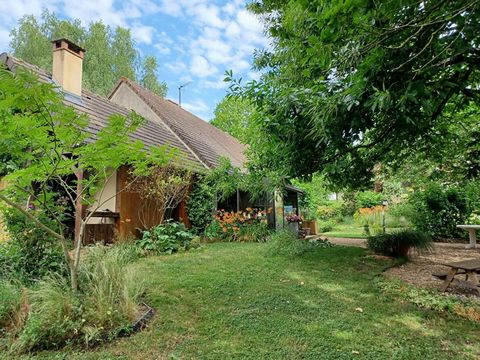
[457,225,480,249]
[441,259,480,295]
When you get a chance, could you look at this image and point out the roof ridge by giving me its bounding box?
[111,78,210,169]
[117,78,247,169]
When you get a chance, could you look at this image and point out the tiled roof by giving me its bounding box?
[110,78,247,169]
[0,53,205,171]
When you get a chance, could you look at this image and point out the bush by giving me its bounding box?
[138,221,195,255]
[408,184,473,238]
[266,229,332,257]
[355,191,384,208]
[186,176,215,234]
[9,244,144,353]
[0,209,68,284]
[316,202,342,222]
[367,229,432,257]
[317,220,336,233]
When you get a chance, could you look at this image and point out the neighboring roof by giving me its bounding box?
[109,78,247,169]
[285,184,305,194]
[0,53,204,171]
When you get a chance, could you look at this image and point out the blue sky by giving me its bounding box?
[0,0,268,120]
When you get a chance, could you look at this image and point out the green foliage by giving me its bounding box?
[13,275,82,352]
[140,56,168,97]
[317,220,335,233]
[0,209,67,284]
[138,221,195,255]
[0,65,172,290]
[210,96,257,143]
[0,281,22,331]
[367,230,432,257]
[266,229,332,257]
[265,229,305,257]
[230,0,480,188]
[316,202,342,222]
[186,175,216,234]
[293,173,332,219]
[355,191,383,209]
[379,278,480,322]
[7,244,144,353]
[408,184,476,238]
[9,10,167,96]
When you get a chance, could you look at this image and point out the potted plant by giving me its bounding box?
[301,209,318,235]
[286,214,303,236]
[366,229,432,258]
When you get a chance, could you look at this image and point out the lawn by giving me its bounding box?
[18,243,480,360]
[320,224,407,239]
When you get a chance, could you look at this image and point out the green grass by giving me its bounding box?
[320,224,406,239]
[12,243,480,359]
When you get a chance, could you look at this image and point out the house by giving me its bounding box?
[0,39,303,242]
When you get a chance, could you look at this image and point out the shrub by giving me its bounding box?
[408,184,472,238]
[355,191,384,208]
[0,209,67,284]
[316,201,342,221]
[186,175,215,234]
[138,221,195,255]
[367,229,432,257]
[317,220,336,233]
[266,229,332,257]
[265,229,306,257]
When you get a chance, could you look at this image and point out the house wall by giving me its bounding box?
[86,169,117,225]
[116,166,191,240]
[110,84,166,126]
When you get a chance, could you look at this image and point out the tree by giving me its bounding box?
[111,27,138,82]
[83,22,115,96]
[231,0,480,188]
[140,56,167,97]
[8,11,167,96]
[0,67,171,290]
[210,97,257,143]
[131,165,192,228]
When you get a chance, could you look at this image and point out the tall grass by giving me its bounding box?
[6,244,145,353]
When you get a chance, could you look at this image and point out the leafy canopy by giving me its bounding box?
[231,0,480,188]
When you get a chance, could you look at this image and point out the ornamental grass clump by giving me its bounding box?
[367,229,433,257]
[3,244,145,353]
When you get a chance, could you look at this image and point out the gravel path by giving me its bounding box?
[315,235,480,297]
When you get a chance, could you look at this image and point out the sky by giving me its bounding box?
[0,0,269,120]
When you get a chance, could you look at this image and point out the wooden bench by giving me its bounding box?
[440,259,480,295]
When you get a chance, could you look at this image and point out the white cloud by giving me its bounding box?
[182,98,210,119]
[190,55,217,78]
[0,29,10,51]
[131,24,155,44]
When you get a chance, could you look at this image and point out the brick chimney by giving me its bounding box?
[51,39,85,96]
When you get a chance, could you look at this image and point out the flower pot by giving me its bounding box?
[288,222,299,235]
[393,244,410,257]
[302,227,311,236]
[303,221,317,235]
